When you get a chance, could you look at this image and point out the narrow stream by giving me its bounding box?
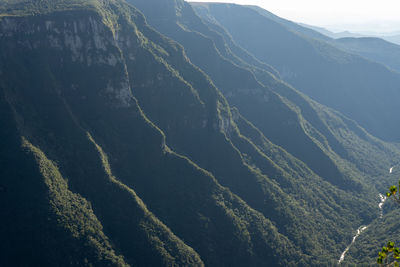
[379,193,387,219]
[338,192,388,264]
[338,226,368,264]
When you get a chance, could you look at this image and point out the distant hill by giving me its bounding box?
[259,14,400,73]
[252,9,400,74]
[334,37,400,73]
[299,23,366,39]
[384,34,400,45]
[193,3,400,142]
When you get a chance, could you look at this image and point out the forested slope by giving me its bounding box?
[1,0,400,266]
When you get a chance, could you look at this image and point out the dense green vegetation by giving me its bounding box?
[0,92,128,266]
[125,0,400,263]
[0,0,304,265]
[1,0,400,266]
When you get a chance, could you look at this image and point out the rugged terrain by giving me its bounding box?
[1,0,400,266]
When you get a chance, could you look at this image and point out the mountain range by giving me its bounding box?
[193,3,400,142]
[1,0,400,266]
[300,23,400,46]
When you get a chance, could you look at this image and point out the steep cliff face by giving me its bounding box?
[190,3,400,184]
[0,7,205,267]
[129,0,377,193]
[2,0,400,266]
[0,1,307,266]
[124,0,400,264]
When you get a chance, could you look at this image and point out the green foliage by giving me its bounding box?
[385,181,400,204]
[375,182,400,266]
[0,96,128,266]
[377,241,400,266]
[120,0,400,264]
[0,0,102,16]
[0,1,305,265]
[23,138,129,266]
[1,0,400,266]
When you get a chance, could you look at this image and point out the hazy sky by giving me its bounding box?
[188,0,400,33]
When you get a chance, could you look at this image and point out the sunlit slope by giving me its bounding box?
[194,3,400,142]
[127,0,400,264]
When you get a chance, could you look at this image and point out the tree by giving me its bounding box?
[377,181,400,266]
